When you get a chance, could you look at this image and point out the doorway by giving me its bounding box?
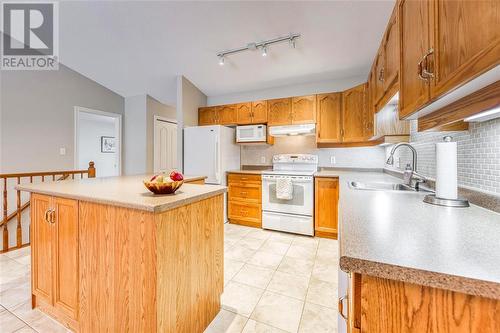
[154,116,177,173]
[74,107,122,177]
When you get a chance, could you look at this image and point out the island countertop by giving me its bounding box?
[16,174,226,213]
[326,170,500,300]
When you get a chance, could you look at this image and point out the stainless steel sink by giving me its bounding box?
[349,181,433,192]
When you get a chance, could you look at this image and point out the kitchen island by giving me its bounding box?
[17,175,226,333]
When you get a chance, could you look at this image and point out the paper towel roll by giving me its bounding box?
[435,138,458,200]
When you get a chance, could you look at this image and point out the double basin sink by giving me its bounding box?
[349,181,434,193]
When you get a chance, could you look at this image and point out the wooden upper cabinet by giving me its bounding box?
[399,0,431,118]
[198,107,217,126]
[236,103,252,124]
[374,51,385,105]
[431,0,500,98]
[342,83,368,142]
[383,9,399,91]
[267,98,292,126]
[292,95,316,124]
[316,93,342,143]
[251,100,268,123]
[216,104,237,125]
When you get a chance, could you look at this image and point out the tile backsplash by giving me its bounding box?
[386,118,500,194]
[241,135,385,169]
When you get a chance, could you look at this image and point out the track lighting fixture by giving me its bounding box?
[216,33,300,65]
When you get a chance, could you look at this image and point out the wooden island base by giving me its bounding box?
[31,193,224,333]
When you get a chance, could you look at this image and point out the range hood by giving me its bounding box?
[269,124,316,137]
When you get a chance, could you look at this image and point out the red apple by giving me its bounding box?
[150,174,159,181]
[169,170,184,181]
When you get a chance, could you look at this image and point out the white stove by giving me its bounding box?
[262,154,318,236]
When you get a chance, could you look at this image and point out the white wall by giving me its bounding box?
[124,95,147,175]
[242,135,385,169]
[176,76,207,172]
[0,64,124,173]
[207,75,366,106]
[78,114,118,177]
[124,94,176,175]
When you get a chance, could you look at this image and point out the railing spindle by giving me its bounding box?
[3,178,8,251]
[16,177,21,248]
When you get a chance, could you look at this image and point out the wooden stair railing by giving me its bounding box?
[0,161,96,252]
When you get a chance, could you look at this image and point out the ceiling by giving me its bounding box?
[59,1,395,105]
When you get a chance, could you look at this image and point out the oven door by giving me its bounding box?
[262,175,313,216]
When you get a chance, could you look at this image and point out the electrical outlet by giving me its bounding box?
[260,156,266,164]
[59,147,66,156]
[330,156,336,165]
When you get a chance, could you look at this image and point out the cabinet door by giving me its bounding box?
[53,197,79,320]
[292,95,316,124]
[431,0,500,98]
[362,87,374,138]
[374,51,385,104]
[217,104,238,125]
[31,194,54,303]
[342,84,367,142]
[267,98,292,126]
[198,107,217,126]
[384,10,399,91]
[251,100,268,124]
[316,93,342,143]
[236,103,252,125]
[314,177,339,239]
[399,0,431,118]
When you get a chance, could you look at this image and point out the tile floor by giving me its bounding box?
[0,223,339,333]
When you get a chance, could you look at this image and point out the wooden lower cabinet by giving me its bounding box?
[344,274,500,333]
[314,177,339,239]
[227,173,262,228]
[31,194,79,331]
[31,192,224,333]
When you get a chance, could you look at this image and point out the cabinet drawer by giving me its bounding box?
[229,183,261,203]
[228,173,261,184]
[228,201,261,222]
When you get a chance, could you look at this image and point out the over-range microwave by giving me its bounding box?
[236,124,267,143]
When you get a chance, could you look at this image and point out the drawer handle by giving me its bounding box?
[338,295,348,321]
[240,191,248,195]
[44,209,50,223]
[241,177,248,180]
[49,209,56,224]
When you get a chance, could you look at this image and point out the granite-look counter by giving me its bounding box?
[17,174,225,213]
[334,170,500,300]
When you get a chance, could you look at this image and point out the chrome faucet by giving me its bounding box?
[386,142,427,190]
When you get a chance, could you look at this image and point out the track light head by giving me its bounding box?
[218,55,225,66]
[262,45,267,57]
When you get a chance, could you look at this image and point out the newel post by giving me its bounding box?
[88,161,96,178]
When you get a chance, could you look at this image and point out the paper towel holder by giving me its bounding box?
[423,194,470,208]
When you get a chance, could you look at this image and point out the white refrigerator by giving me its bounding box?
[183,125,240,222]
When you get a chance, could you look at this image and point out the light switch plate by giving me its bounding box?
[330,156,336,164]
[59,147,66,156]
[260,156,266,164]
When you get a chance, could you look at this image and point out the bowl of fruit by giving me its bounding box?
[143,171,184,195]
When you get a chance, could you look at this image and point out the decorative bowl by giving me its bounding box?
[143,180,184,195]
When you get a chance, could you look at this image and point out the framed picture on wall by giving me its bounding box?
[101,136,116,153]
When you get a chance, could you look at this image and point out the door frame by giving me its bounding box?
[153,115,178,173]
[74,106,123,176]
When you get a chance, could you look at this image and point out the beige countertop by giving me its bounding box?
[16,174,225,213]
[335,170,500,299]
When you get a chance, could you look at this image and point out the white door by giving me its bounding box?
[154,119,177,173]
